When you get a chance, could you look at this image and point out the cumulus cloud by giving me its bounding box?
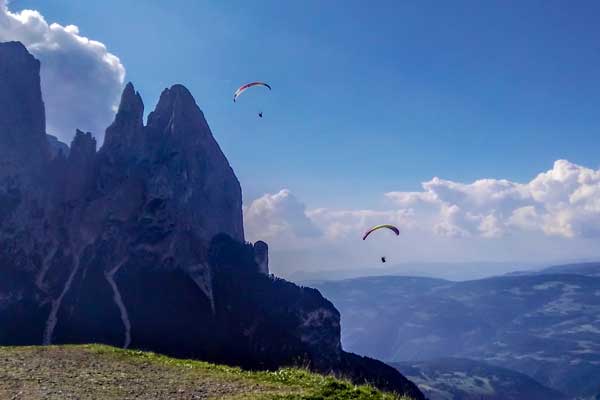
[0,0,125,143]
[244,191,416,245]
[385,160,600,239]
[308,208,414,240]
[246,160,600,253]
[244,189,321,246]
[245,160,600,278]
[244,192,422,275]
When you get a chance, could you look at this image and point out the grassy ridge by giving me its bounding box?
[0,344,413,400]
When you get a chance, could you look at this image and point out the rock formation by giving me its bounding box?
[0,41,423,399]
[253,241,269,275]
[46,134,69,159]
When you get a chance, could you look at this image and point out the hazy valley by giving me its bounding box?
[313,263,600,399]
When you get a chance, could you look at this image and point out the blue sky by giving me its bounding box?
[5,0,600,275]
[16,0,600,208]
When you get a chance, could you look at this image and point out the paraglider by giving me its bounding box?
[233,82,271,118]
[362,224,400,240]
[362,224,399,264]
[233,82,271,102]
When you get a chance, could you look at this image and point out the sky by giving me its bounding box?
[2,0,600,279]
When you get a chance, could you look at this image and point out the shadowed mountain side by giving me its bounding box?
[0,41,423,399]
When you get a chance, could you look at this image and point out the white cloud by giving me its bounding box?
[384,159,600,239]
[244,189,321,247]
[245,191,415,245]
[0,1,125,143]
[508,206,541,231]
[308,208,414,240]
[245,160,600,276]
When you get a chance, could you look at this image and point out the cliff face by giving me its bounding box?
[0,41,48,179]
[0,42,423,399]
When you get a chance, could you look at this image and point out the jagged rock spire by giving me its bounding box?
[0,41,48,177]
[102,82,144,150]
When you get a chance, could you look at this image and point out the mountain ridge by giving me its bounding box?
[313,265,600,398]
[0,344,416,400]
[392,357,568,400]
[0,41,423,399]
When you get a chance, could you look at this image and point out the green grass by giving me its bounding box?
[0,344,414,400]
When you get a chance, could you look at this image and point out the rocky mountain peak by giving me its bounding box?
[46,134,69,159]
[141,84,244,242]
[147,84,198,133]
[102,82,144,151]
[63,130,96,203]
[0,41,48,177]
[254,241,269,275]
[0,41,423,399]
[70,129,97,158]
[114,82,144,128]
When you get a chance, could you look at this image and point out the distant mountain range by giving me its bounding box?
[288,261,540,282]
[506,262,600,278]
[313,262,600,399]
[392,357,567,400]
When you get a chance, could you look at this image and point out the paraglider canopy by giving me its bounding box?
[233,82,272,102]
[362,224,400,240]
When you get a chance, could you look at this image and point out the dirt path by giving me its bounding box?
[0,346,283,400]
